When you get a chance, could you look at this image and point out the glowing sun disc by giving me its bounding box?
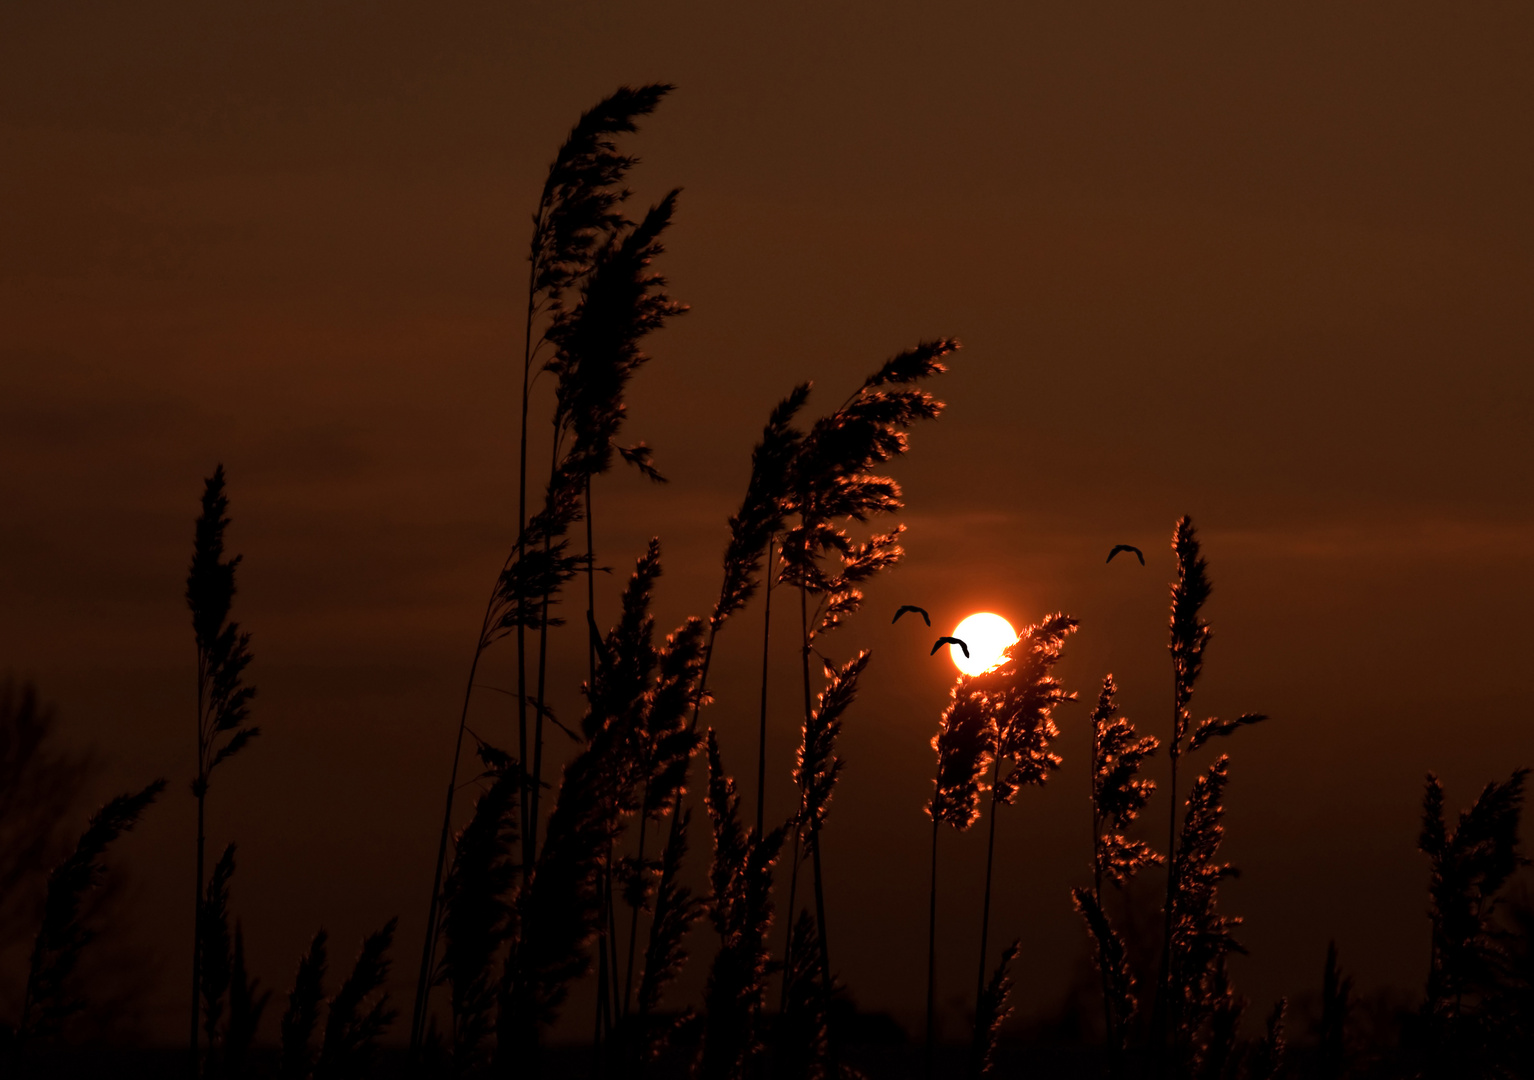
[951,612,1018,676]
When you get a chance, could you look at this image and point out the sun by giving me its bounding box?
[950,612,1018,676]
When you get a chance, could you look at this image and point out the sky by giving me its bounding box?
[2,0,1531,1046]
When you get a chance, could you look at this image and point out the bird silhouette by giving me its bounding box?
[1106,544,1145,565]
[893,604,931,626]
[931,636,969,658]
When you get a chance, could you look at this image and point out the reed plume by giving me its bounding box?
[412,83,672,1051]
[1419,768,1529,1073]
[315,919,398,1080]
[1074,675,1160,1068]
[13,779,165,1049]
[280,931,327,1080]
[699,730,788,1080]
[187,464,258,1071]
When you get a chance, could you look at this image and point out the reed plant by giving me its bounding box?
[962,613,1077,1066]
[436,751,521,1072]
[1418,768,1529,1075]
[315,920,398,1080]
[495,541,708,1073]
[776,339,957,1035]
[224,922,268,1077]
[699,730,787,1080]
[412,83,674,1052]
[512,144,685,1059]
[1152,516,1265,1073]
[924,673,995,1074]
[278,921,398,1080]
[9,779,165,1054]
[0,680,94,975]
[1317,941,1351,1080]
[972,940,1019,1078]
[198,844,236,1071]
[1072,675,1159,1071]
[280,932,327,1079]
[187,465,259,1073]
[707,383,810,834]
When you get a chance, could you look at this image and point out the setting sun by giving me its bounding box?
[950,612,1018,675]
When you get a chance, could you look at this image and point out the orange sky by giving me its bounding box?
[2,1,1531,1044]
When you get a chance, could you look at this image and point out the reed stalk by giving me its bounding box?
[186,465,258,1079]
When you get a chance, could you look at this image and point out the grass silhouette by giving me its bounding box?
[12,87,1534,1080]
[188,464,260,1075]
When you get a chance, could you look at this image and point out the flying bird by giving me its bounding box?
[893,604,931,627]
[932,636,969,658]
[1106,544,1145,566]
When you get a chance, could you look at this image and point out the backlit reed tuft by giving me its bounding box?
[699,731,787,1080]
[924,673,996,1071]
[776,339,957,1043]
[1073,675,1159,1068]
[621,617,707,1022]
[1164,756,1244,1072]
[966,613,1077,1054]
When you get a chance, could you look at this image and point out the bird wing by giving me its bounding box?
[1107,544,1146,565]
[893,604,932,626]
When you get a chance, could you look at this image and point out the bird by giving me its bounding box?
[931,636,969,658]
[893,604,931,627]
[1106,544,1145,565]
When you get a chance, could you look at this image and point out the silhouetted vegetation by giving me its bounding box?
[8,86,1534,1080]
[189,463,260,1075]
